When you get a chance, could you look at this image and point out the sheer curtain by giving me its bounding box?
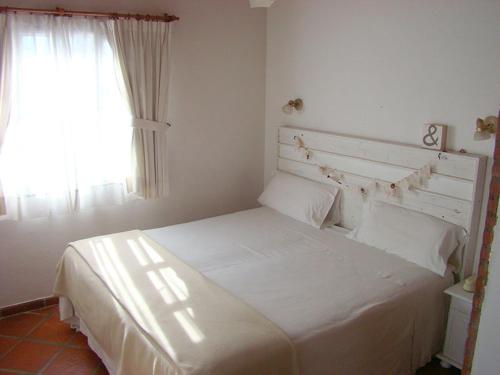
[0,14,132,219]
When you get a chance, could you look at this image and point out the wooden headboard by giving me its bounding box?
[278,126,487,278]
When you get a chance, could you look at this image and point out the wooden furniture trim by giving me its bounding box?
[0,296,58,318]
[438,285,473,370]
[445,282,474,304]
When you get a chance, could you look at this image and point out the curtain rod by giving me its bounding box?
[0,6,179,23]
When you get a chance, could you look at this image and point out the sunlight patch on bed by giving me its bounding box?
[89,241,117,295]
[139,236,165,264]
[147,271,177,304]
[160,267,189,301]
[90,237,178,359]
[174,310,205,343]
[92,239,146,327]
[127,239,149,266]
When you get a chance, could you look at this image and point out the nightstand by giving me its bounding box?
[437,281,474,369]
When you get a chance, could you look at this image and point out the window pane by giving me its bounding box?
[0,19,131,209]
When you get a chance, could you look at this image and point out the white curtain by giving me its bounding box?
[0,14,132,219]
[108,19,171,199]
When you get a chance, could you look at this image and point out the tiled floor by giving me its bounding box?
[0,305,108,375]
[0,304,459,375]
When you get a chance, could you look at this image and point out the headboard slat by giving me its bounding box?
[279,126,479,180]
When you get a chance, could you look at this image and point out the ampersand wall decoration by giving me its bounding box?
[423,125,439,147]
[421,124,447,151]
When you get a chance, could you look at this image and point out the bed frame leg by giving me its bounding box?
[440,360,452,369]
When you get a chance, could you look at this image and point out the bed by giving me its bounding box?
[54,126,487,375]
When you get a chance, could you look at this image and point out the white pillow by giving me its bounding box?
[346,200,466,276]
[258,172,340,228]
[324,192,342,226]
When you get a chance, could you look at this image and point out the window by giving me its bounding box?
[0,16,132,219]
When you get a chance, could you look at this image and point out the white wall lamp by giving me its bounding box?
[249,0,276,8]
[474,116,498,141]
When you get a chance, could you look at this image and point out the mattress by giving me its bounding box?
[59,207,454,374]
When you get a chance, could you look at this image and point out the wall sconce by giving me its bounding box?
[282,98,303,114]
[474,116,498,141]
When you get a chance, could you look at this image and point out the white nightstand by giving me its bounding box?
[437,281,474,369]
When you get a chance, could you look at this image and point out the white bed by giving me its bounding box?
[59,206,453,375]
[55,126,487,374]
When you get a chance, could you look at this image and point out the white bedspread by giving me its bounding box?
[145,207,453,375]
[56,207,453,375]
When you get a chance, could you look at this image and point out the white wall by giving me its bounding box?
[265,0,500,267]
[0,0,267,307]
[472,220,500,374]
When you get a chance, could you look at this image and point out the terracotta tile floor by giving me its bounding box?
[0,304,459,375]
[0,305,108,375]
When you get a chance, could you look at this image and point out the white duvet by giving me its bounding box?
[144,207,453,375]
[57,207,453,375]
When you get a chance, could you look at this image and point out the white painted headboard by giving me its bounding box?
[278,126,487,278]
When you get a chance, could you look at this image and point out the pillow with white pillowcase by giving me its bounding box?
[258,171,340,228]
[323,191,342,226]
[346,200,466,276]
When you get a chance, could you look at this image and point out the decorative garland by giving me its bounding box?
[319,162,433,199]
[292,135,434,198]
[293,135,311,160]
